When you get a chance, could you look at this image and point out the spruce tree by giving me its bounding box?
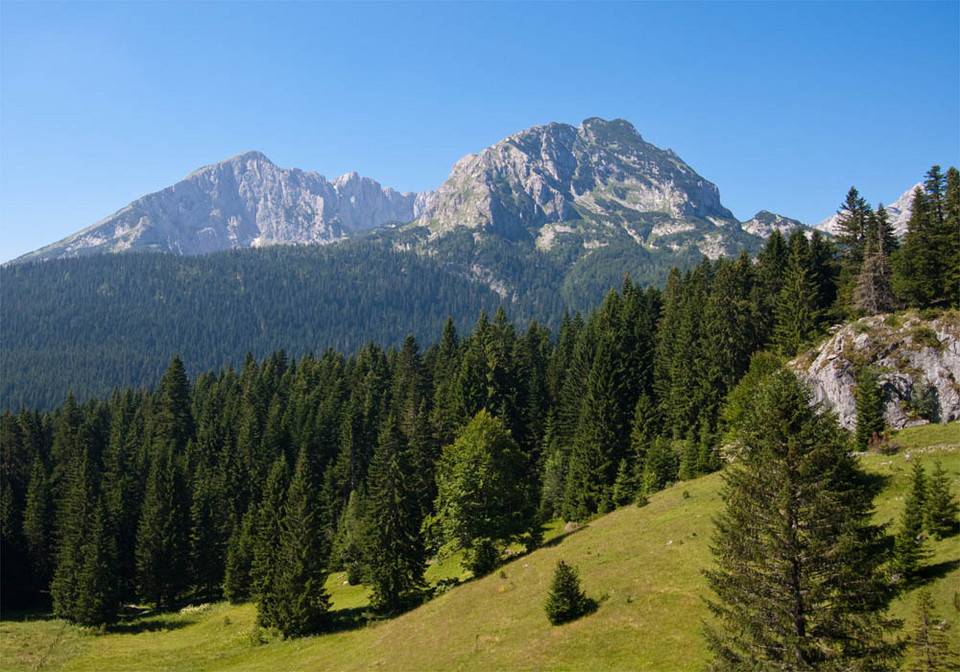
[544,560,595,625]
[222,506,256,603]
[360,412,426,613]
[853,217,895,315]
[704,370,900,671]
[22,455,54,588]
[893,462,931,582]
[267,447,330,637]
[640,437,678,495]
[773,231,821,355]
[924,460,958,539]
[903,588,958,671]
[72,497,119,626]
[51,446,97,621]
[252,455,290,625]
[136,445,189,612]
[854,367,885,450]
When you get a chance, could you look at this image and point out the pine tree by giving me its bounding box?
[252,456,290,625]
[544,560,596,626]
[924,460,958,539]
[266,447,330,637]
[136,445,189,612]
[903,588,958,671]
[854,367,885,450]
[222,506,256,603]
[22,455,54,588]
[773,231,821,355]
[51,445,97,621]
[893,462,930,581]
[360,412,426,613]
[704,370,900,671]
[640,437,678,495]
[834,187,873,312]
[611,458,637,508]
[72,497,119,626]
[189,463,229,601]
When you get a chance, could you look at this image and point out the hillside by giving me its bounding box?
[2,425,956,672]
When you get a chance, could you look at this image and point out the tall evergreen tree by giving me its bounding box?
[266,447,330,637]
[924,460,958,539]
[135,444,189,611]
[704,370,900,671]
[252,455,290,624]
[854,367,885,449]
[22,455,54,589]
[893,462,931,580]
[773,231,821,355]
[360,412,426,612]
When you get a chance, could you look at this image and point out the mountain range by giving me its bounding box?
[14,117,805,266]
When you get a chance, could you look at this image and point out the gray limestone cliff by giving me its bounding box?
[793,312,960,432]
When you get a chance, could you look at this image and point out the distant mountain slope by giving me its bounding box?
[14,152,430,262]
[1,244,509,409]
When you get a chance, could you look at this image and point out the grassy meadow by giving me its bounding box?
[2,423,957,672]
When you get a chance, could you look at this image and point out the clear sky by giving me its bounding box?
[1,1,957,263]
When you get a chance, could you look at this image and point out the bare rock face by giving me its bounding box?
[793,312,960,431]
[17,152,428,262]
[416,117,736,236]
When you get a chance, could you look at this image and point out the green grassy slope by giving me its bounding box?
[2,424,957,672]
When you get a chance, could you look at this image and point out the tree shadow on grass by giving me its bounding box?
[541,524,589,549]
[108,618,192,635]
[324,606,370,635]
[914,559,960,587]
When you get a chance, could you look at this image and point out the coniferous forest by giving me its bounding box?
[1,167,958,668]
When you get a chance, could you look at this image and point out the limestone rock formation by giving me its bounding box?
[793,312,960,432]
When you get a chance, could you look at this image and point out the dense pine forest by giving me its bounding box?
[1,167,957,666]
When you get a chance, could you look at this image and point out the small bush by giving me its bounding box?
[544,560,597,626]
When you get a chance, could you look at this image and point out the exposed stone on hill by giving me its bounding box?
[793,312,960,431]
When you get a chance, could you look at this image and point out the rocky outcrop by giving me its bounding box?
[16,152,429,262]
[416,117,737,236]
[793,312,960,431]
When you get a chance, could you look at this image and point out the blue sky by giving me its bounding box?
[1,1,957,262]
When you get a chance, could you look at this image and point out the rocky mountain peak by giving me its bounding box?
[16,154,426,262]
[740,210,805,238]
[416,117,735,239]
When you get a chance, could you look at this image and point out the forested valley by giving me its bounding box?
[1,167,957,666]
